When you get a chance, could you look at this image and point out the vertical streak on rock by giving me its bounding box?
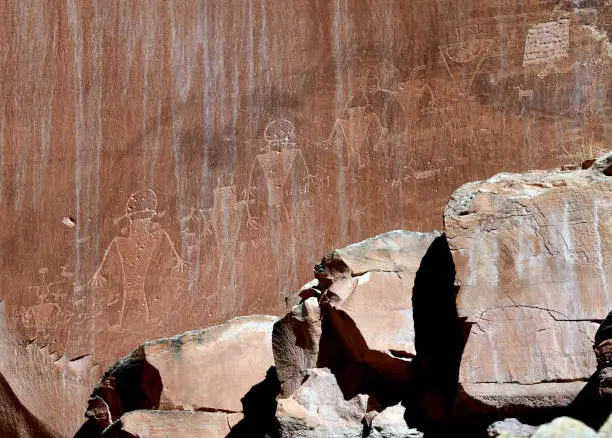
[246,0,255,139]
[0,99,4,206]
[333,0,348,243]
[560,199,579,317]
[593,199,610,310]
[67,0,85,294]
[91,1,103,269]
[168,1,185,233]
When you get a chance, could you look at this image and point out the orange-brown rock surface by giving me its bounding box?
[445,152,612,417]
[0,1,611,435]
[273,230,439,398]
[77,315,278,437]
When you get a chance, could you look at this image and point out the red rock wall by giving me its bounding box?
[0,1,610,434]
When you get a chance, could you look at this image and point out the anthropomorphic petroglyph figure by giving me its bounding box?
[89,188,189,332]
[346,69,407,135]
[200,183,248,314]
[241,120,316,309]
[243,120,315,228]
[18,268,62,340]
[331,69,406,169]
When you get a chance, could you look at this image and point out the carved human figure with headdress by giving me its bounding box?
[89,188,189,335]
[241,120,316,310]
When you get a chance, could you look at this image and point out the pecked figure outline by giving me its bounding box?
[242,119,316,231]
[89,188,190,332]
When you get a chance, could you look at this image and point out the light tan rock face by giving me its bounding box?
[81,315,278,435]
[531,417,597,438]
[273,230,439,400]
[0,303,92,438]
[100,410,237,438]
[1,2,612,434]
[445,152,612,414]
[276,367,369,438]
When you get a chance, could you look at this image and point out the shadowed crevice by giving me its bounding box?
[75,348,163,437]
[226,366,280,437]
[317,296,415,410]
[407,234,465,437]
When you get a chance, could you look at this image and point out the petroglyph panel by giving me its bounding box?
[0,1,610,434]
[523,19,570,66]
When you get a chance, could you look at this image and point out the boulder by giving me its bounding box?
[273,231,440,404]
[276,367,368,438]
[367,403,423,438]
[81,315,278,433]
[100,410,238,437]
[530,417,597,438]
[488,418,538,437]
[445,153,612,415]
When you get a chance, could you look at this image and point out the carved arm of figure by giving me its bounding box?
[89,240,119,290]
[161,231,192,275]
[241,162,261,231]
[298,151,318,193]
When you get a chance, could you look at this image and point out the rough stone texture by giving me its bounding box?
[0,303,92,438]
[596,311,612,400]
[276,367,369,438]
[100,410,236,438]
[1,2,612,434]
[488,418,538,437]
[273,230,439,400]
[530,417,597,438]
[367,404,423,438]
[445,152,612,414]
[82,315,277,434]
[598,413,612,438]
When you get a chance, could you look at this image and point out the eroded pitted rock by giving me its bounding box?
[276,367,369,438]
[273,231,441,404]
[445,152,612,416]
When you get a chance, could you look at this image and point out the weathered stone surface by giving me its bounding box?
[445,152,612,413]
[596,311,612,400]
[530,417,597,438]
[83,315,277,432]
[273,230,439,400]
[598,413,612,438]
[0,303,93,437]
[101,410,235,438]
[276,367,369,438]
[1,2,612,434]
[488,418,538,437]
[367,404,423,438]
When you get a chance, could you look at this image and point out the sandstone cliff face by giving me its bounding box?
[73,155,612,437]
[0,1,611,434]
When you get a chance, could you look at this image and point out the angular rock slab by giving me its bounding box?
[273,231,440,397]
[367,404,424,438]
[101,410,239,438]
[276,367,368,438]
[86,315,277,429]
[445,153,612,411]
[531,417,597,438]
